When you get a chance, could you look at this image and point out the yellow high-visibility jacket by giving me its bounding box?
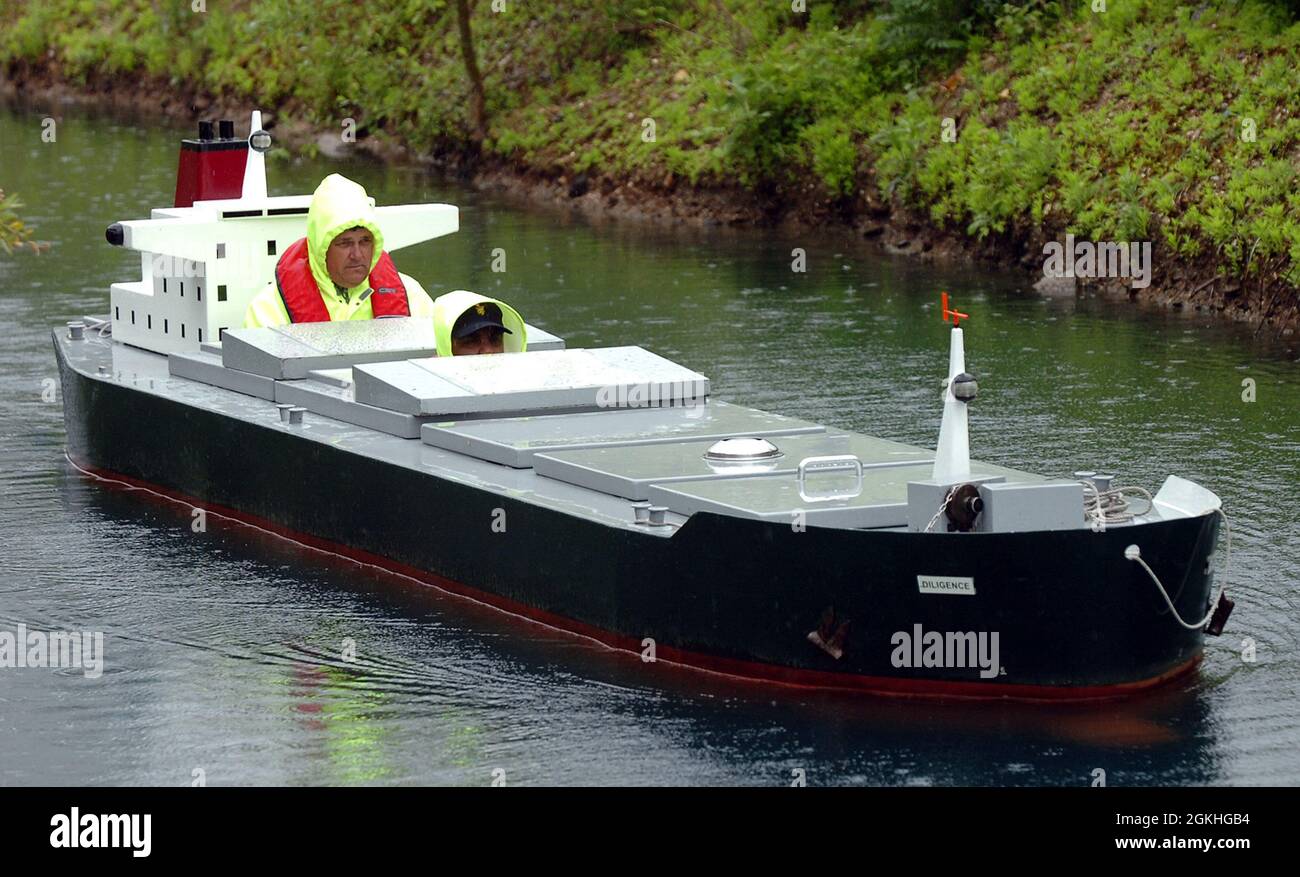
[243,173,435,328]
[431,290,527,356]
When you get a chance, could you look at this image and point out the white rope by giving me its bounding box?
[1081,480,1153,527]
[1125,508,1231,631]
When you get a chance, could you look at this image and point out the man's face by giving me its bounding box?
[325,227,374,289]
[451,327,506,356]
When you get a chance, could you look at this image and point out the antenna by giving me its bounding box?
[941,291,969,327]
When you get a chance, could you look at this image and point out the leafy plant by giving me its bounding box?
[0,189,38,255]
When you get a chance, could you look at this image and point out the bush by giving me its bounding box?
[0,189,37,255]
[1,0,1297,298]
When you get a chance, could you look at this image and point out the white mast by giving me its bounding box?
[241,110,267,201]
[932,293,973,484]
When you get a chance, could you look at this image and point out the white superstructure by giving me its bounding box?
[107,111,459,355]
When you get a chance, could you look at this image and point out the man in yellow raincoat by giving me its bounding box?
[243,173,436,327]
[432,290,527,356]
[245,174,527,357]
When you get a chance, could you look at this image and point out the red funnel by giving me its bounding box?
[173,119,248,208]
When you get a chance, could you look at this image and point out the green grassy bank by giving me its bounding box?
[3,0,1298,323]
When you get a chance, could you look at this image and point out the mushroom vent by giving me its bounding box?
[703,437,783,462]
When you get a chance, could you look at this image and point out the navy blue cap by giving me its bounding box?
[452,302,513,338]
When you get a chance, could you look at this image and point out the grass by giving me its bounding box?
[2,0,1298,296]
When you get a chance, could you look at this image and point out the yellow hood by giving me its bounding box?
[306,174,385,299]
[432,290,527,356]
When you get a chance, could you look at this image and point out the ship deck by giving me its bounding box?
[55,318,1183,536]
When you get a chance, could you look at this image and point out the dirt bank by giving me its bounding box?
[4,63,1296,339]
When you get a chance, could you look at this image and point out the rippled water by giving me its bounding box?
[1,104,1298,786]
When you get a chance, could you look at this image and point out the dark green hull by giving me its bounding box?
[55,331,1219,700]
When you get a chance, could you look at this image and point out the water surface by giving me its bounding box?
[1,105,1297,786]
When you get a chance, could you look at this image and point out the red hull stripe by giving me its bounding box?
[66,455,1200,703]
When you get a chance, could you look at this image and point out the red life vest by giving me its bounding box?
[274,236,410,323]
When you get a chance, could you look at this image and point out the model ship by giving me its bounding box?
[52,113,1234,701]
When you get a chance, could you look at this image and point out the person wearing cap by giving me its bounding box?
[243,173,436,327]
[432,290,527,356]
